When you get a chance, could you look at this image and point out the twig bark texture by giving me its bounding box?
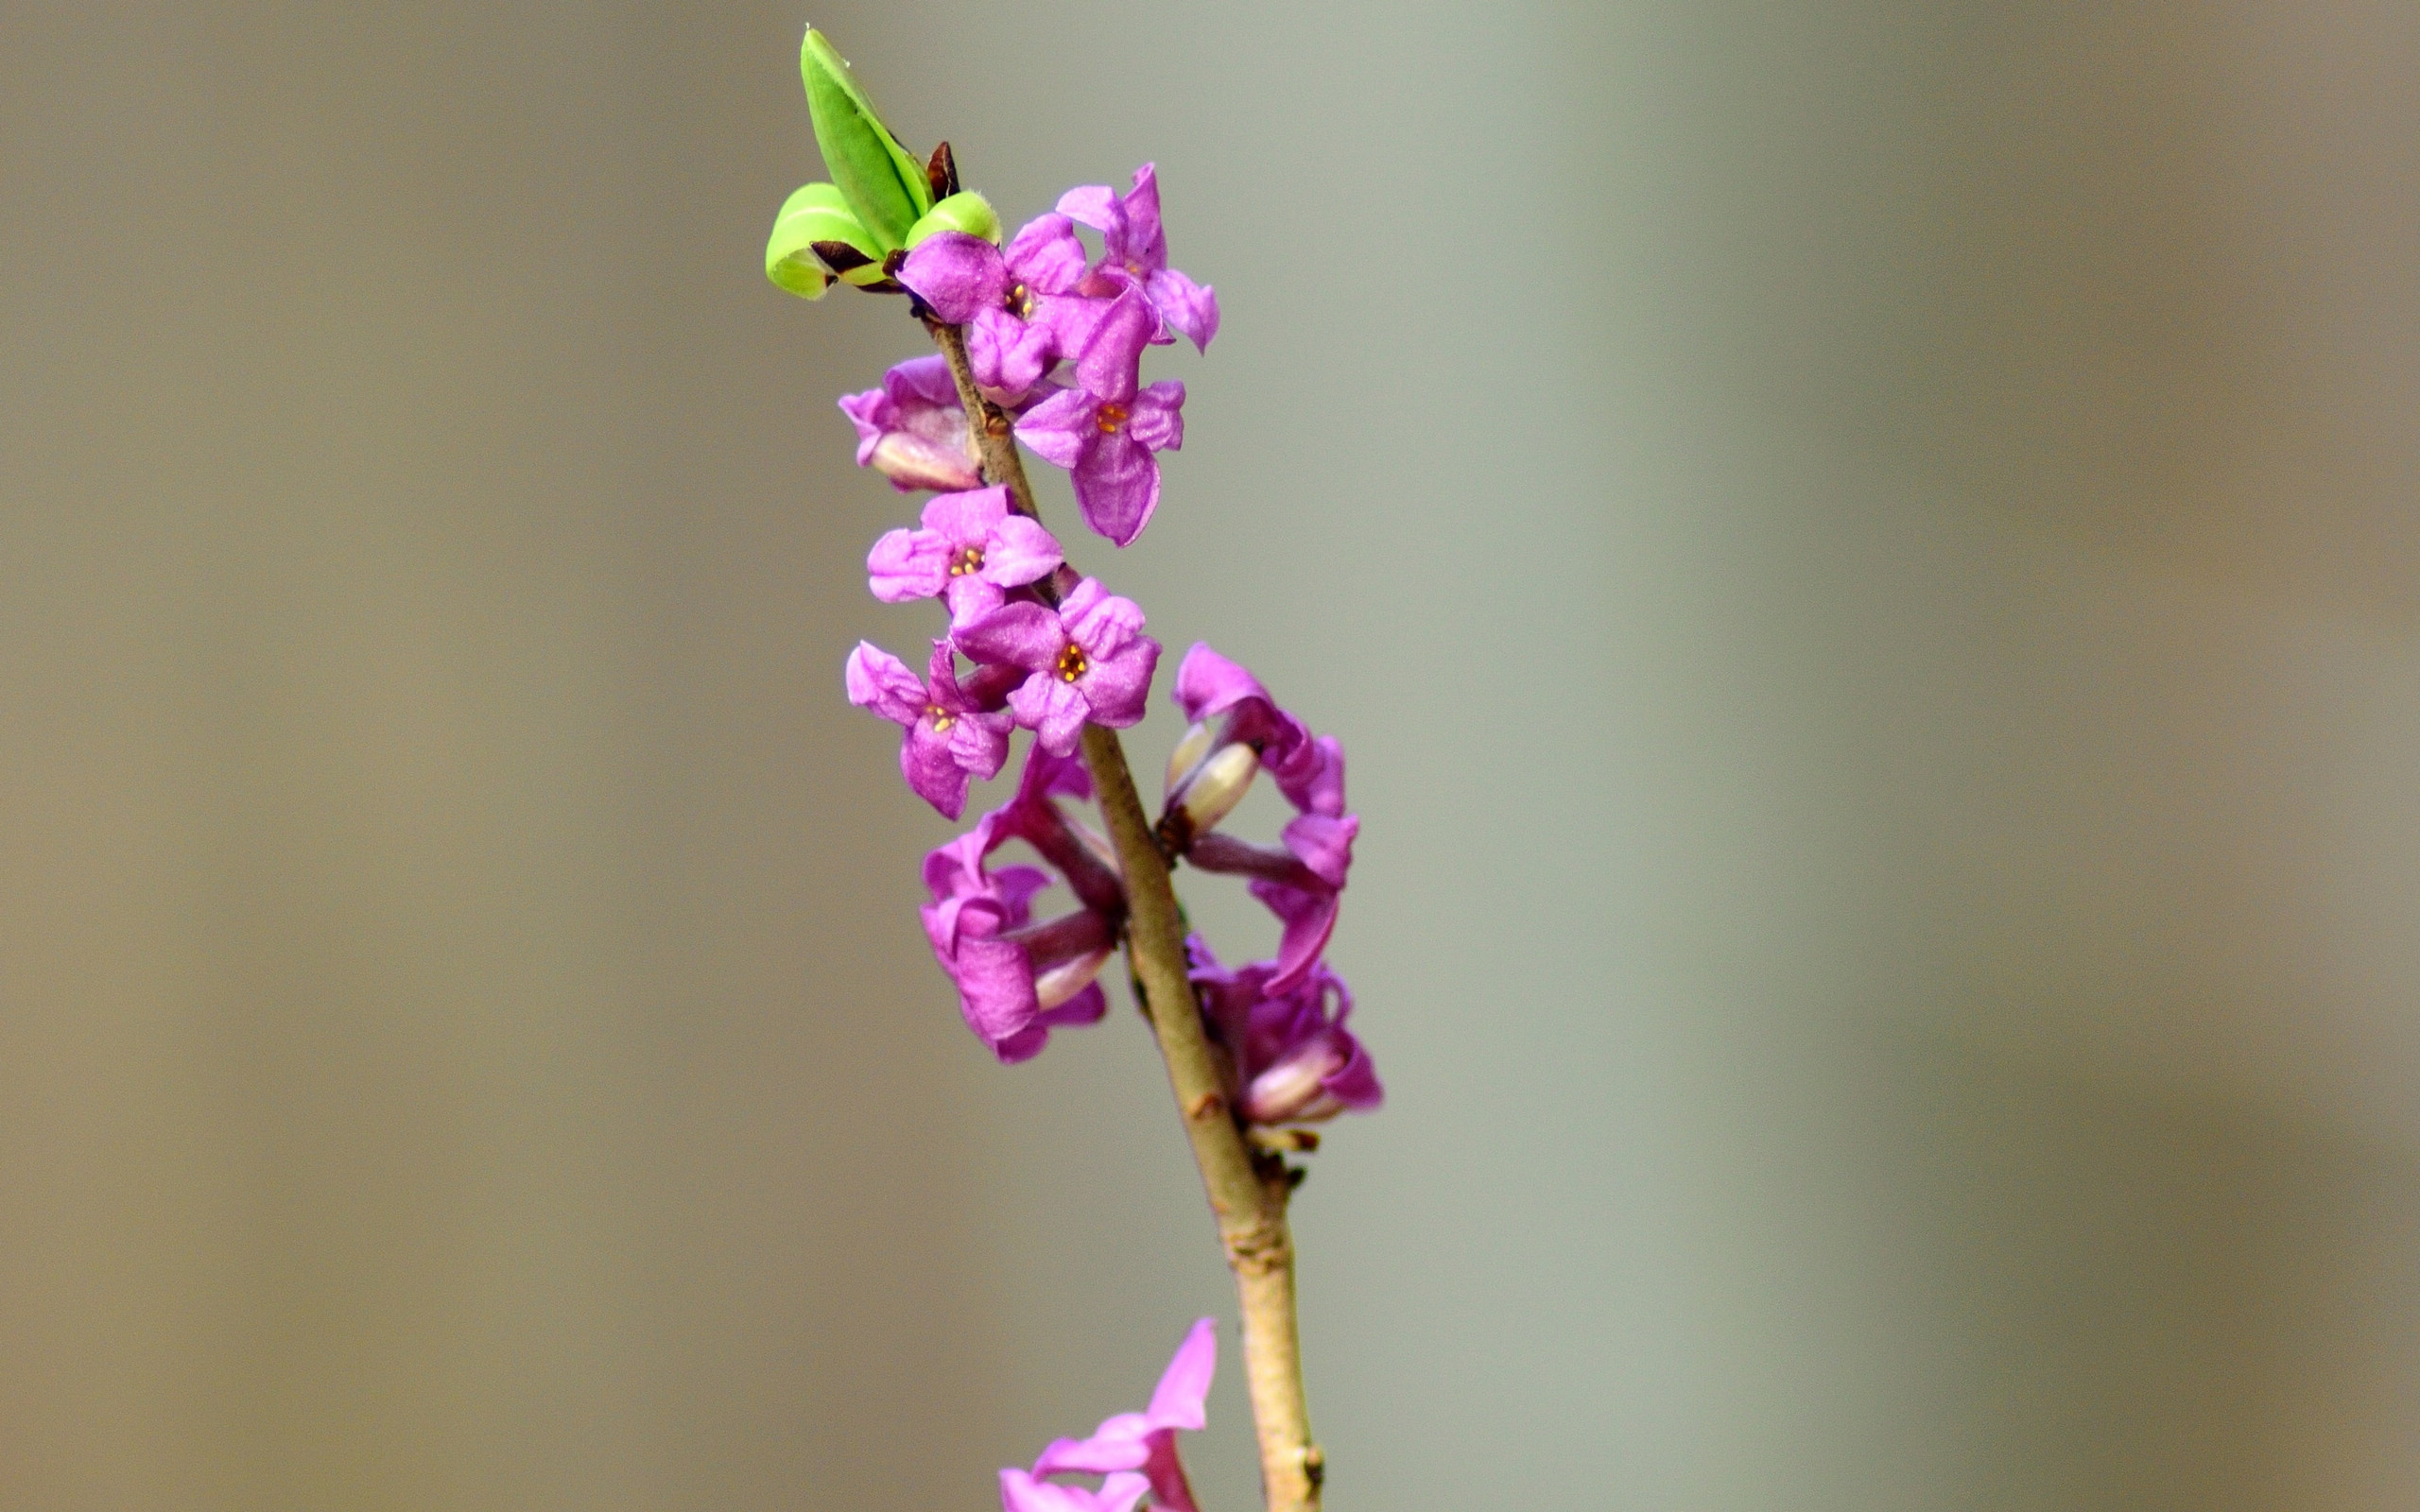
[927,319,1323,1512]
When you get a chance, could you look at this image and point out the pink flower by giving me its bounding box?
[954,577,1160,756]
[1013,1319,1217,1512]
[865,485,1063,628]
[837,354,984,493]
[920,745,1127,1063]
[900,215,1107,404]
[1057,163,1220,353]
[844,639,1015,820]
[1013,284,1184,547]
[1190,938,1382,1125]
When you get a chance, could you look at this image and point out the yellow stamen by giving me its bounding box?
[1096,403,1129,436]
[1055,643,1089,683]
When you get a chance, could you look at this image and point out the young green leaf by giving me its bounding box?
[905,191,1003,250]
[800,28,934,251]
[765,182,878,298]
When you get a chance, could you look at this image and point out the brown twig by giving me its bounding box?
[925,317,1323,1512]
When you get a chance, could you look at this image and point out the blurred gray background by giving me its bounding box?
[6,2,2420,1507]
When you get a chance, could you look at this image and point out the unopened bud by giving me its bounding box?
[905,191,1002,250]
[1165,721,1215,796]
[1242,1034,1350,1125]
[1174,743,1259,836]
[1034,946,1114,1010]
[765,182,879,299]
[800,28,934,251]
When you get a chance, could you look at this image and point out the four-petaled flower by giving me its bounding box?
[901,215,1102,404]
[866,486,1063,627]
[1058,163,1220,353]
[955,577,1160,756]
[1013,1318,1216,1512]
[845,639,1015,820]
[1015,284,1185,546]
[837,354,984,493]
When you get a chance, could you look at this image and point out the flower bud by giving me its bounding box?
[1164,720,1215,796]
[1173,742,1259,836]
[1242,1031,1352,1125]
[905,191,1003,250]
[800,28,934,252]
[1034,945,1115,1010]
[765,181,880,299]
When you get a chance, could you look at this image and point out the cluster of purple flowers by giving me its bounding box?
[840,163,1380,1130]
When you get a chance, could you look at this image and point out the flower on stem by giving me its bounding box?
[844,639,1015,819]
[1058,163,1220,352]
[865,485,1063,627]
[1014,285,1184,546]
[1190,938,1381,1125]
[900,215,1102,404]
[837,354,984,492]
[920,744,1127,1062]
[1016,1318,1217,1512]
[1163,646,1357,995]
[954,577,1159,756]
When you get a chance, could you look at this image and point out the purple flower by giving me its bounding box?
[865,486,1063,627]
[900,215,1105,404]
[1164,648,1357,995]
[922,817,1115,1066]
[1167,643,1316,803]
[837,355,984,493]
[1023,1319,1216,1512]
[1058,163,1220,353]
[1190,938,1381,1125]
[1014,285,1184,546]
[954,577,1160,756]
[844,639,1014,819]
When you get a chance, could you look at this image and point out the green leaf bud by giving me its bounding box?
[800,28,933,252]
[905,191,1003,250]
[765,182,879,299]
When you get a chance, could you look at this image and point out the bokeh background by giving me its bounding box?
[7,2,2420,1507]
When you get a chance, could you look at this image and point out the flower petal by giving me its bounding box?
[866,528,950,603]
[1146,267,1219,352]
[1003,212,1091,295]
[1076,637,1160,729]
[1115,163,1168,271]
[1071,436,1161,546]
[921,484,1010,545]
[1281,811,1357,889]
[896,232,1006,324]
[1127,380,1186,454]
[942,576,1007,629]
[947,708,1011,781]
[843,641,925,726]
[1054,182,1122,237]
[1146,1318,1217,1430]
[1250,879,1340,997]
[978,514,1063,586]
[966,306,1050,402]
[954,601,1066,672]
[1011,674,1092,756]
[902,719,973,818]
[837,387,892,464]
[1060,577,1145,662]
[1012,388,1100,472]
[1074,284,1156,403]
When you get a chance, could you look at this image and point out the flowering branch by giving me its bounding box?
[769,29,1373,1512]
[928,310,1324,1512]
